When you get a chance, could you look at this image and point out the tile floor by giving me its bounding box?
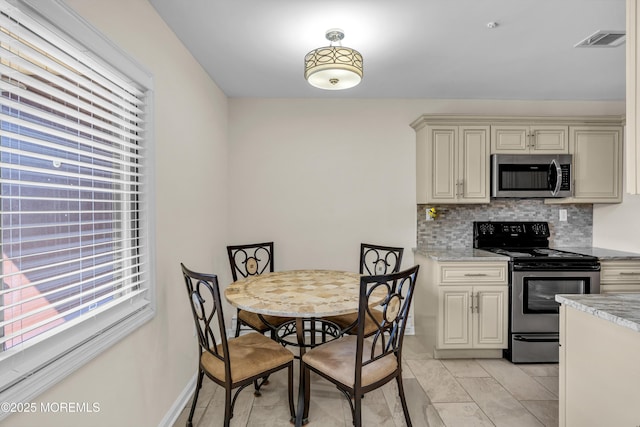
[173,336,559,427]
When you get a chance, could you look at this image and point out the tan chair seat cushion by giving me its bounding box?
[302,335,397,388]
[239,310,292,332]
[326,310,383,336]
[201,332,294,384]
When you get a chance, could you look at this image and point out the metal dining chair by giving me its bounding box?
[325,243,404,336]
[301,265,420,427]
[227,242,293,338]
[181,263,295,427]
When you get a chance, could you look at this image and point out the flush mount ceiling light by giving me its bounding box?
[304,28,363,90]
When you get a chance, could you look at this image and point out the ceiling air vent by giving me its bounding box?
[574,30,626,48]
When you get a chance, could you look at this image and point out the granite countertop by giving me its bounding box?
[415,246,640,262]
[555,247,640,260]
[413,248,509,262]
[556,293,640,333]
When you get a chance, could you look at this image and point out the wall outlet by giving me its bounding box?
[559,209,568,222]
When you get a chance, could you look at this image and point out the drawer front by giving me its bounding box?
[601,284,640,294]
[601,261,640,284]
[438,262,508,285]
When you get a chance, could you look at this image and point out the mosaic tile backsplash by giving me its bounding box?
[417,199,593,250]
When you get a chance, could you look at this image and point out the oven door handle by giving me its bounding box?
[513,334,559,343]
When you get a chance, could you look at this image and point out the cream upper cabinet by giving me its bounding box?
[600,260,640,293]
[491,125,568,154]
[626,0,640,194]
[415,123,489,204]
[568,126,623,203]
[412,115,624,205]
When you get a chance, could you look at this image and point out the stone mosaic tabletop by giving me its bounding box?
[225,270,374,317]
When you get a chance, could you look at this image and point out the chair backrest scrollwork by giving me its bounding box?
[355,264,419,379]
[181,263,230,376]
[227,242,274,281]
[360,243,404,276]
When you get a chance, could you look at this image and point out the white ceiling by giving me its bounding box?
[148,0,626,100]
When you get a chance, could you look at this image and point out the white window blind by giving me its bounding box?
[0,0,154,410]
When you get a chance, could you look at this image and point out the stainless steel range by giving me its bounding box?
[473,221,600,363]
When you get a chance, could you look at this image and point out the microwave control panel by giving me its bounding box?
[559,164,571,190]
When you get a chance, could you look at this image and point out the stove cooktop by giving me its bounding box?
[473,221,598,264]
[486,247,594,259]
[482,246,598,264]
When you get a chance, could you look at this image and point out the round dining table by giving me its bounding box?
[224,269,366,426]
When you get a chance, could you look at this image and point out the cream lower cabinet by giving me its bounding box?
[600,260,640,293]
[434,261,508,351]
[414,123,489,204]
[438,285,508,349]
[559,305,640,426]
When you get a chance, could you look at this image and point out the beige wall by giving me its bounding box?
[593,192,640,252]
[227,98,626,271]
[1,0,230,426]
[0,1,633,425]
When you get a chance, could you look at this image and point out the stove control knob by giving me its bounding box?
[531,223,546,235]
[479,223,495,235]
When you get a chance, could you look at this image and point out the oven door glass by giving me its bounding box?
[524,278,587,314]
[511,269,600,334]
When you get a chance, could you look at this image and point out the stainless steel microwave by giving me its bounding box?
[491,154,573,198]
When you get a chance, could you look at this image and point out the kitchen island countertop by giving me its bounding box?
[557,292,640,426]
[555,293,640,333]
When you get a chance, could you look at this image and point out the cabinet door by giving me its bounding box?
[569,126,622,203]
[438,287,472,348]
[491,125,529,152]
[459,126,490,203]
[531,126,569,153]
[427,125,457,202]
[491,125,568,153]
[473,286,508,348]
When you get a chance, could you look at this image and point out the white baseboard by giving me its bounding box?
[157,373,197,427]
[226,316,238,338]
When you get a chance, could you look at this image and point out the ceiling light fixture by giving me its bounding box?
[304,28,363,90]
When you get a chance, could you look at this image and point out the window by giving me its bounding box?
[0,0,154,412]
